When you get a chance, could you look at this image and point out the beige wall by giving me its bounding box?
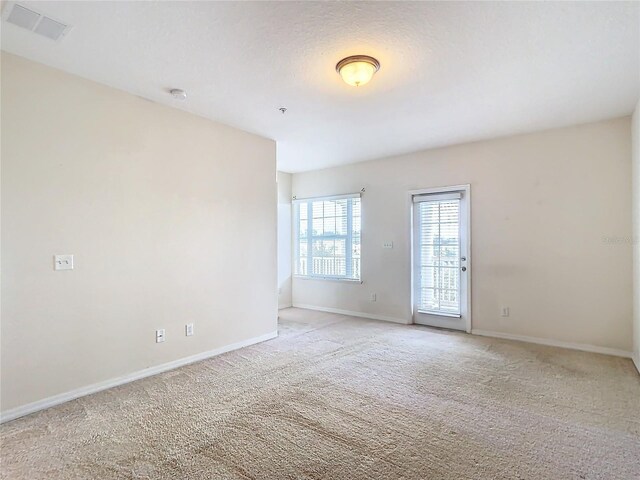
[633,101,640,370]
[292,118,633,351]
[1,53,277,412]
[277,171,292,308]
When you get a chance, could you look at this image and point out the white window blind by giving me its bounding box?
[415,194,461,315]
[294,194,361,280]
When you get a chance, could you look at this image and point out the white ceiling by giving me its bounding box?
[2,1,639,172]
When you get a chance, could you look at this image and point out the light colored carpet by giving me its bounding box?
[1,307,639,479]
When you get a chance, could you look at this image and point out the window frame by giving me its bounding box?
[293,193,362,283]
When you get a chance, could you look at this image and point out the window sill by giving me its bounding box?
[294,275,363,284]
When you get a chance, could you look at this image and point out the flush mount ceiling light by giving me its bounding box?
[336,55,380,87]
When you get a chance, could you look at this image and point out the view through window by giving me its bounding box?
[294,195,361,280]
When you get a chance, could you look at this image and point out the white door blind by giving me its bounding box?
[294,195,361,280]
[416,197,461,314]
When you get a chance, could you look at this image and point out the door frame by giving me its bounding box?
[408,184,472,333]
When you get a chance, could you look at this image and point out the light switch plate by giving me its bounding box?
[185,323,194,336]
[156,329,166,343]
[54,254,74,270]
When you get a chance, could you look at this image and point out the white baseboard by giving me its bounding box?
[471,329,632,359]
[291,305,633,361]
[278,303,292,310]
[633,352,640,374]
[292,303,410,325]
[0,330,278,424]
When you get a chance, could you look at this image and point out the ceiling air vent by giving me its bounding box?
[4,3,71,41]
[6,4,40,30]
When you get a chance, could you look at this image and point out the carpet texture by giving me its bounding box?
[1,307,639,479]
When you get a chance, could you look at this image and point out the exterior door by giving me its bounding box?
[412,186,470,332]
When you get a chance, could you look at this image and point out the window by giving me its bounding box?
[294,194,361,281]
[414,193,461,315]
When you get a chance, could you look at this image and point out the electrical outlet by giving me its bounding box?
[54,254,74,271]
[501,307,510,317]
[156,329,165,343]
[185,323,194,336]
[370,293,377,302]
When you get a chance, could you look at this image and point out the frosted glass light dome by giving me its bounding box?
[336,55,380,87]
